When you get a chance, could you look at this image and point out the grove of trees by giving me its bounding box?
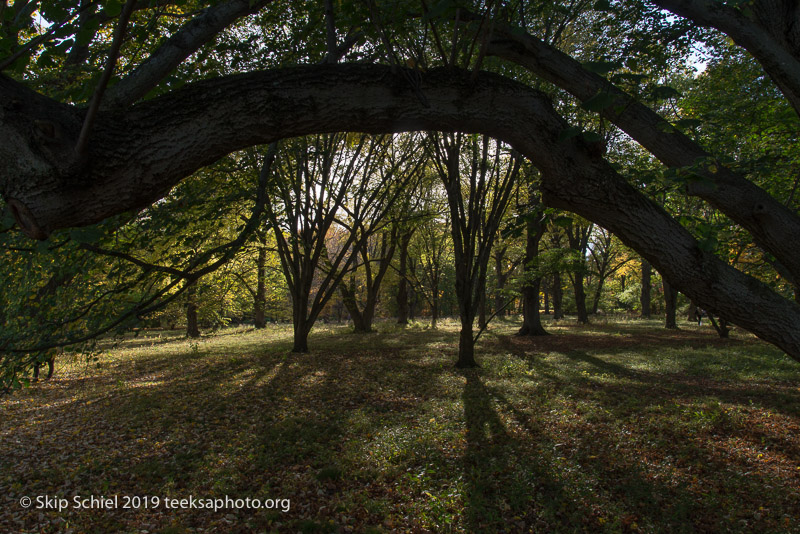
[2,0,800,388]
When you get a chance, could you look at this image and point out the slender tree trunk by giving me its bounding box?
[478,289,487,330]
[396,232,412,324]
[664,279,678,329]
[186,281,200,338]
[254,245,267,329]
[543,287,550,314]
[641,260,652,319]
[431,295,439,328]
[494,247,508,316]
[553,272,564,320]
[574,272,589,324]
[340,279,370,332]
[591,279,604,314]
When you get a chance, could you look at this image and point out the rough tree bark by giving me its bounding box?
[2,65,800,360]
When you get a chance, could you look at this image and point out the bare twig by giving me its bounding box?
[75,0,136,156]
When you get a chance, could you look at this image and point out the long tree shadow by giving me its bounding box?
[461,370,584,533]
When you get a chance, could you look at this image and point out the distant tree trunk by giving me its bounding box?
[493,245,513,316]
[566,221,591,324]
[186,280,200,338]
[478,290,487,330]
[33,353,55,381]
[709,315,731,338]
[340,276,370,332]
[408,258,418,321]
[518,206,548,336]
[254,245,267,329]
[431,293,439,328]
[573,271,589,324]
[664,279,678,329]
[590,278,604,315]
[494,251,505,316]
[687,300,697,323]
[552,272,564,319]
[396,231,413,325]
[543,285,550,314]
[641,260,652,319]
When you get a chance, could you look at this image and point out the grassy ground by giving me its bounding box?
[1,316,799,533]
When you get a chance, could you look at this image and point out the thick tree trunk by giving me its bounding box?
[518,277,548,336]
[641,261,652,319]
[292,324,310,353]
[552,273,564,320]
[518,208,548,336]
[289,289,312,352]
[456,316,477,368]
[254,245,267,329]
[664,279,678,329]
[186,281,200,338]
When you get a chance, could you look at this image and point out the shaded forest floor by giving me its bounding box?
[2,317,799,533]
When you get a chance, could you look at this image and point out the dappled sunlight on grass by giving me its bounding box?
[1,317,799,533]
